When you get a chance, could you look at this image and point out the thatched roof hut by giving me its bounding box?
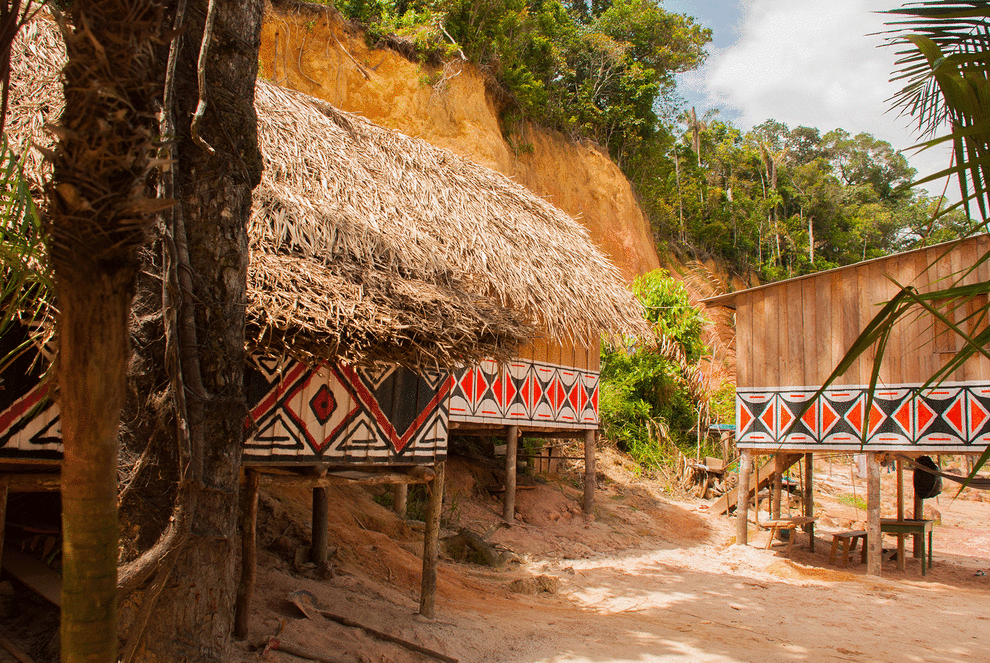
[10,14,645,370]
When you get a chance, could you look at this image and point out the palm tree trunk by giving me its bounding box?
[45,3,163,661]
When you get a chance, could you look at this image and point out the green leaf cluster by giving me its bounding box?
[599,269,706,468]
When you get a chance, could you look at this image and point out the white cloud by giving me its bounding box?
[689,0,955,199]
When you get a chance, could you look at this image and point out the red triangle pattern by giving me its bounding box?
[778,403,794,435]
[846,398,864,434]
[821,400,839,435]
[970,395,989,432]
[916,400,937,435]
[474,369,489,403]
[738,403,754,434]
[868,400,886,437]
[758,400,776,435]
[944,396,966,436]
[800,401,817,433]
[893,400,913,436]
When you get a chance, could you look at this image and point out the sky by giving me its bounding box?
[662,0,956,201]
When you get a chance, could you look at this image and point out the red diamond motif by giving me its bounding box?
[758,400,776,435]
[492,374,506,408]
[591,384,599,415]
[800,401,817,434]
[548,378,566,411]
[868,400,886,437]
[944,395,966,436]
[522,375,543,409]
[821,400,839,435]
[567,382,582,413]
[846,398,864,434]
[779,402,795,435]
[893,399,913,436]
[459,371,475,404]
[738,402,754,434]
[916,400,937,434]
[970,395,989,432]
[474,369,489,403]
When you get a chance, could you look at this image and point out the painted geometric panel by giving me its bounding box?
[737,381,990,451]
[0,330,62,460]
[244,356,452,463]
[449,359,600,429]
[0,353,452,464]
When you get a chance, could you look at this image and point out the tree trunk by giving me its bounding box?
[45,2,164,661]
[124,1,264,660]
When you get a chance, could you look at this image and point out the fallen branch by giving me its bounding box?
[289,591,458,663]
[0,633,35,663]
[263,637,347,663]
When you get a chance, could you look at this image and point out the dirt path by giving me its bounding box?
[237,451,990,663]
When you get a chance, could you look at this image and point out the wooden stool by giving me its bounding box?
[829,530,867,567]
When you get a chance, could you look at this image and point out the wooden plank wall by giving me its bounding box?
[516,338,600,372]
[737,235,990,389]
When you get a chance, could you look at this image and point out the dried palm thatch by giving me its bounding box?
[10,14,647,369]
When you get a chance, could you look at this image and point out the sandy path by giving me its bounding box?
[239,452,990,663]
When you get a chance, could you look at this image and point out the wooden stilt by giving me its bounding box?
[0,475,8,569]
[393,484,408,518]
[310,486,329,564]
[503,426,518,523]
[866,452,882,577]
[419,462,445,619]
[803,453,815,553]
[234,469,260,639]
[896,458,905,571]
[913,493,924,559]
[583,429,596,521]
[772,454,783,520]
[736,449,752,545]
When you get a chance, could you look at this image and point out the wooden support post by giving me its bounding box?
[311,487,329,564]
[583,429,596,521]
[0,475,8,570]
[866,452,882,577]
[736,449,752,545]
[803,453,814,553]
[896,458,905,571]
[911,464,928,562]
[772,454,783,521]
[503,426,518,523]
[393,484,408,518]
[234,470,260,639]
[419,462,445,619]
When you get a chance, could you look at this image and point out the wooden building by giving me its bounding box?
[704,234,990,575]
[0,14,645,623]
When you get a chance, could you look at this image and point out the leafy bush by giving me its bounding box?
[600,269,707,469]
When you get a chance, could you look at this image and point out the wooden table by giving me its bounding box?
[763,516,816,553]
[880,518,934,576]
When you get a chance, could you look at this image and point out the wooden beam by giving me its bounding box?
[257,469,433,489]
[583,429,596,522]
[803,453,815,553]
[896,458,905,571]
[392,484,408,518]
[866,452,882,577]
[736,449,752,545]
[0,474,61,492]
[311,487,329,565]
[234,470,260,640]
[419,462,445,619]
[503,426,518,523]
[0,475,7,577]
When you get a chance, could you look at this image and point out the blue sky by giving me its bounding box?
[661,0,955,200]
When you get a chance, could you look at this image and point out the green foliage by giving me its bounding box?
[0,138,53,376]
[599,269,706,468]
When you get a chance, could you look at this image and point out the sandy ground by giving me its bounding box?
[232,449,990,663]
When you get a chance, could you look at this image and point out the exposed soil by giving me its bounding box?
[227,447,990,663]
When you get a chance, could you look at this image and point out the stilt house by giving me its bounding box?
[703,234,990,575]
[0,15,646,614]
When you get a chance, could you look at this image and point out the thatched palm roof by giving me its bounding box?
[11,14,646,369]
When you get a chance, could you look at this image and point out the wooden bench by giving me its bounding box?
[763,516,816,553]
[829,530,867,568]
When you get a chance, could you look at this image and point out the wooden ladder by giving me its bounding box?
[710,453,802,516]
